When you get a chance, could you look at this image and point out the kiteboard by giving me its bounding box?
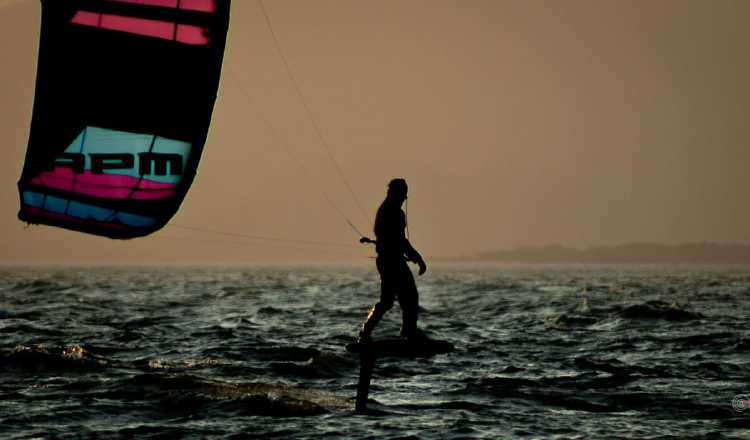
[346,337,454,358]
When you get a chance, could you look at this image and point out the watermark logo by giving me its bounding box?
[732,394,749,412]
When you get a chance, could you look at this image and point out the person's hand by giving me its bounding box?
[417,259,427,276]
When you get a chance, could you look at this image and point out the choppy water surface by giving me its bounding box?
[1,264,749,439]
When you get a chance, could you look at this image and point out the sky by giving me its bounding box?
[1,0,749,264]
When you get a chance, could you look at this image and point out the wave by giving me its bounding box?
[463,376,731,418]
[546,298,705,328]
[545,313,598,328]
[250,345,321,362]
[2,343,229,375]
[118,373,346,416]
[396,400,493,412]
[271,351,357,379]
[573,357,666,377]
[620,300,703,321]
[2,344,110,372]
[270,353,356,379]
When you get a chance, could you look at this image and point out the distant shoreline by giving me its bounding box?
[2,242,750,266]
[446,242,750,264]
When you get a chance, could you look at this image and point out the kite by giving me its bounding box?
[17,0,231,238]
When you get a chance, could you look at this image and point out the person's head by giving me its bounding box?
[386,178,408,204]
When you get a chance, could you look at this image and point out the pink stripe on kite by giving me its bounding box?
[176,24,209,45]
[71,11,210,45]
[111,0,178,7]
[21,206,131,231]
[179,0,216,12]
[72,10,100,26]
[102,13,174,41]
[30,168,177,200]
[110,0,216,12]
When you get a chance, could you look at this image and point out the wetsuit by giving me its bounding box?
[361,198,424,339]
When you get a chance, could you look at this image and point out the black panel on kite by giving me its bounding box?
[18,0,230,239]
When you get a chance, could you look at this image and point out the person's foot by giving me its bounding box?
[357,331,372,345]
[401,328,429,341]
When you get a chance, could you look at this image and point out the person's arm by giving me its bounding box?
[404,239,427,275]
[399,209,426,274]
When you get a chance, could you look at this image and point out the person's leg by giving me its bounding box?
[360,258,395,338]
[397,263,420,339]
[361,297,393,337]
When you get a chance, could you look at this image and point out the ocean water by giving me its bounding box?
[1,264,749,439]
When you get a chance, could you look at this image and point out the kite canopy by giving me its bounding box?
[18,0,231,238]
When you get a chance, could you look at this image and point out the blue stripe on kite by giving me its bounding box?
[22,190,156,228]
[116,211,156,228]
[66,200,115,221]
[22,191,45,208]
[44,195,68,214]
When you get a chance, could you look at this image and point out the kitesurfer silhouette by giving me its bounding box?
[358,178,427,343]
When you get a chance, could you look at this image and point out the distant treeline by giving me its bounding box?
[462,242,750,264]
